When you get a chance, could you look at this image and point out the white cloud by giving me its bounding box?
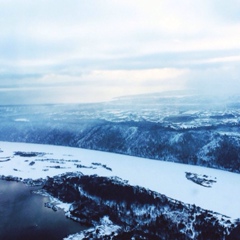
[86,68,187,82]
[0,68,188,104]
[33,68,188,92]
[202,55,240,64]
[0,0,240,104]
[1,0,239,59]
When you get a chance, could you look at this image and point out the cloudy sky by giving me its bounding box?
[0,0,240,104]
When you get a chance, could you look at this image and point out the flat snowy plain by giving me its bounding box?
[0,141,239,219]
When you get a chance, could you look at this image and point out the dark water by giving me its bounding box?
[0,180,86,240]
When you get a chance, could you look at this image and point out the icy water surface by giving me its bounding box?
[0,180,86,240]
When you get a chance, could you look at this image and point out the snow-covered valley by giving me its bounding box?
[0,141,239,220]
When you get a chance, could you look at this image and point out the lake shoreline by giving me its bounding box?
[0,179,87,240]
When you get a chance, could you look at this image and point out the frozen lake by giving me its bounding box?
[0,141,240,219]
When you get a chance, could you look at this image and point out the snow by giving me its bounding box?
[64,216,121,240]
[218,131,240,137]
[14,118,30,122]
[0,141,240,219]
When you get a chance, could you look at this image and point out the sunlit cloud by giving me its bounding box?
[203,55,240,64]
[0,0,240,104]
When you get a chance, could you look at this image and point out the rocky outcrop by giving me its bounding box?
[185,172,217,188]
[0,175,46,186]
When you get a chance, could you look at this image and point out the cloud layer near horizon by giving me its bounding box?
[0,0,240,104]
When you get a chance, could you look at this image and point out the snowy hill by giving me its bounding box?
[0,92,239,173]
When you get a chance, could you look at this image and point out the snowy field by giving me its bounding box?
[0,141,239,219]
